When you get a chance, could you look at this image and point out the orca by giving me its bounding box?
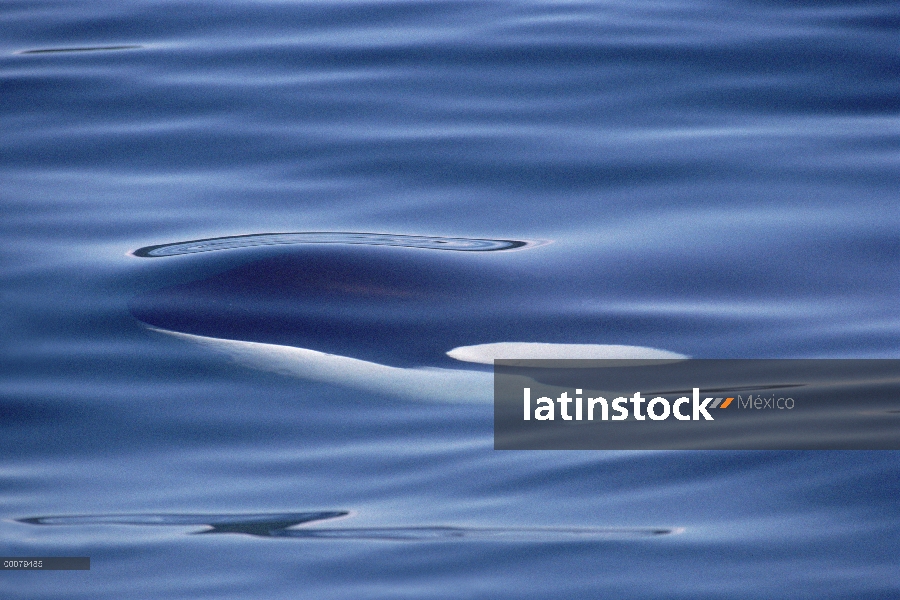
[130,233,686,401]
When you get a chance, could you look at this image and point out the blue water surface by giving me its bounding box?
[2,0,899,598]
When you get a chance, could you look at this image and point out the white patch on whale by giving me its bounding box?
[447,342,687,365]
[149,328,687,403]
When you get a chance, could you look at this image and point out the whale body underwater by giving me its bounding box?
[130,233,686,402]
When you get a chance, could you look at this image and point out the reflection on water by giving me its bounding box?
[276,526,680,542]
[20,512,349,536]
[20,513,679,541]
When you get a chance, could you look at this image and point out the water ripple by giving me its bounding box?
[17,46,142,55]
[279,526,680,542]
[133,232,531,257]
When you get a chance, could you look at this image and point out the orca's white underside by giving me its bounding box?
[151,327,687,403]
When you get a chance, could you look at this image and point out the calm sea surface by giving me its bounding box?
[2,1,899,598]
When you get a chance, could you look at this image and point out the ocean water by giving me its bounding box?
[2,0,899,597]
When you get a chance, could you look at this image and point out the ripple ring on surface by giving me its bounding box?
[133,232,531,257]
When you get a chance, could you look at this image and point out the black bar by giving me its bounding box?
[1,557,90,570]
